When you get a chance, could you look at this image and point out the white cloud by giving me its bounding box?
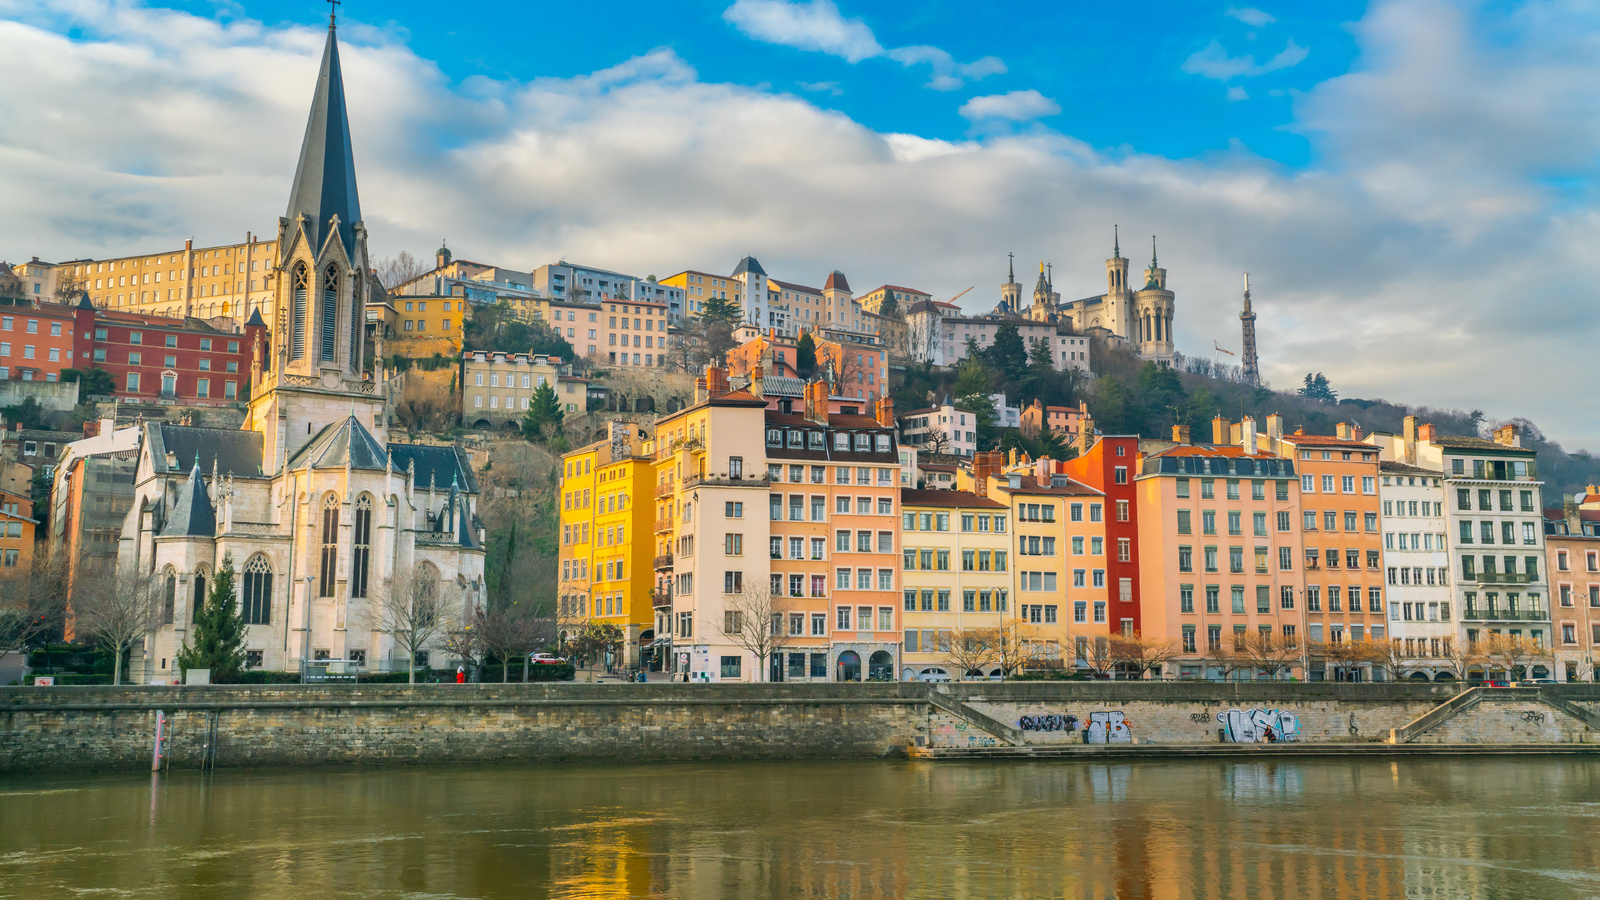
[1184,38,1308,80]
[958,89,1060,122]
[724,0,1002,90]
[1,0,1598,448]
[797,80,843,95]
[1226,85,1249,101]
[723,0,881,62]
[1227,7,1276,27]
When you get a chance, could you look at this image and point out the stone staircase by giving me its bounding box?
[1388,686,1600,744]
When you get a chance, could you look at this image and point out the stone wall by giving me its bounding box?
[4,682,1599,772]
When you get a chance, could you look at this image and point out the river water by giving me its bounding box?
[2,758,1598,899]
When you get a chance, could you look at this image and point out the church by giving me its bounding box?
[992,230,1177,365]
[116,18,485,680]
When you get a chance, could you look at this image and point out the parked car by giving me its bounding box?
[529,653,567,665]
[917,670,951,683]
[1513,678,1558,685]
[1482,680,1511,688]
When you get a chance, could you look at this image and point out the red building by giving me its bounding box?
[69,298,265,405]
[0,303,79,382]
[1059,434,1144,637]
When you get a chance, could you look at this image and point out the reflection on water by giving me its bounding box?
[2,758,1599,899]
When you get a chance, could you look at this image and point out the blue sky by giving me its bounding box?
[0,0,1595,452]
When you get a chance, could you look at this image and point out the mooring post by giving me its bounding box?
[151,711,166,771]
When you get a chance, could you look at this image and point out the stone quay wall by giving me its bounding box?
[3,682,1599,772]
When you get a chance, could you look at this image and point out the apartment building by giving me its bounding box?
[644,370,901,682]
[900,404,978,459]
[899,489,1011,681]
[557,422,656,667]
[1267,421,1387,679]
[598,298,670,368]
[49,234,279,329]
[910,309,1091,372]
[1544,502,1599,682]
[548,300,601,358]
[532,262,683,322]
[1136,421,1305,680]
[1379,460,1455,679]
[1060,434,1144,637]
[1020,400,1090,442]
[462,352,570,428]
[1367,419,1550,659]
[0,488,37,576]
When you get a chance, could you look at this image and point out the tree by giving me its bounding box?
[2,397,47,431]
[699,293,742,327]
[569,620,624,681]
[440,614,487,683]
[795,332,817,377]
[59,367,116,396]
[478,601,558,682]
[52,269,84,305]
[952,357,994,400]
[986,323,1028,377]
[0,548,70,666]
[722,582,792,682]
[1083,635,1118,679]
[367,568,463,684]
[1299,372,1338,403]
[1437,636,1485,682]
[72,566,163,685]
[1228,630,1303,681]
[175,554,248,683]
[373,251,428,290]
[1484,633,1549,681]
[521,382,565,443]
[1109,633,1183,680]
[941,628,1000,679]
[992,621,1047,675]
[392,375,458,435]
[1026,337,1054,372]
[1366,637,1412,683]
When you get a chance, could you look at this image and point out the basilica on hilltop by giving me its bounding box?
[117,17,485,680]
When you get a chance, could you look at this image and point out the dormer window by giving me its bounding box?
[788,429,802,447]
[854,434,869,451]
[874,434,890,453]
[766,428,781,447]
[809,432,824,450]
[834,432,848,451]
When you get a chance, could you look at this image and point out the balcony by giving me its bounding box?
[652,588,673,609]
[654,517,674,533]
[1464,572,1537,585]
[655,481,676,498]
[1462,607,1548,622]
[684,474,770,490]
[653,553,674,571]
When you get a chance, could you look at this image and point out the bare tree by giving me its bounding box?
[1484,633,1549,681]
[814,341,869,400]
[71,566,163,685]
[52,268,84,305]
[366,569,464,684]
[477,602,556,682]
[722,582,793,682]
[903,307,945,366]
[373,251,428,291]
[1366,638,1413,683]
[0,548,71,666]
[1226,631,1304,681]
[392,375,459,434]
[941,627,999,679]
[993,621,1046,676]
[1437,637,1485,682]
[1084,634,1118,679]
[1109,633,1183,680]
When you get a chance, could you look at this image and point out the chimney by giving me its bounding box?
[1034,456,1051,484]
[1241,416,1257,455]
[703,364,729,398]
[1350,423,1363,441]
[1229,422,1242,445]
[804,380,830,426]
[1417,423,1436,444]
[1008,447,1018,468]
[1074,414,1095,456]
[1335,422,1352,440]
[972,450,999,498]
[1402,415,1417,464]
[750,364,764,400]
[1266,413,1283,440]
[1212,416,1231,446]
[1172,424,1191,443]
[1565,500,1581,534]
[1493,423,1521,448]
[874,397,894,428]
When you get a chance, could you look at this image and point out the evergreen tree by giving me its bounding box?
[176,553,247,683]
[522,382,565,442]
[1027,337,1054,372]
[699,292,742,326]
[987,323,1029,377]
[878,293,899,318]
[1298,372,1338,403]
[795,332,817,377]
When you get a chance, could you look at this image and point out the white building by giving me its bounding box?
[532,262,686,323]
[901,403,977,459]
[1379,460,1455,679]
[905,301,1092,374]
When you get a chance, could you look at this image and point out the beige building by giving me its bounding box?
[597,298,670,368]
[463,351,571,428]
[899,489,1012,681]
[50,235,281,330]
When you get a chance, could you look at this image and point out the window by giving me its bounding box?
[350,495,371,598]
[317,495,339,596]
[242,555,273,625]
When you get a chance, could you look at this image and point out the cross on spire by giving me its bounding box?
[328,0,340,28]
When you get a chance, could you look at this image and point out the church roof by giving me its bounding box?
[285,23,362,260]
[388,443,478,493]
[732,256,766,277]
[161,460,216,538]
[149,424,265,477]
[288,415,388,470]
[823,270,850,292]
[245,307,266,327]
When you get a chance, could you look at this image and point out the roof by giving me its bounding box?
[732,256,766,277]
[285,24,362,260]
[161,461,216,537]
[864,284,930,297]
[1380,460,1439,476]
[387,442,478,493]
[771,279,820,294]
[1432,435,1535,454]
[1280,433,1378,450]
[991,473,1101,497]
[1151,445,1283,459]
[245,307,266,327]
[287,416,388,470]
[150,424,264,477]
[824,271,850,292]
[900,488,1004,509]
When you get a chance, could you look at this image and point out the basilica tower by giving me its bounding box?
[1103,226,1130,337]
[1132,236,1175,364]
[246,15,386,471]
[999,253,1021,314]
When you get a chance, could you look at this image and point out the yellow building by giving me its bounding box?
[899,488,1011,681]
[50,235,280,329]
[559,422,656,668]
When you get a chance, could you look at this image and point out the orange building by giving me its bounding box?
[0,487,37,576]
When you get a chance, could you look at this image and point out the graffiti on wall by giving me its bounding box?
[1216,708,1300,743]
[1017,714,1078,733]
[1086,711,1132,744]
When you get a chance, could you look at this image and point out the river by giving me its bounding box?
[2,758,1598,899]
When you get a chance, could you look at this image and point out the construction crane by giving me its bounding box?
[1213,340,1235,370]
[946,286,974,306]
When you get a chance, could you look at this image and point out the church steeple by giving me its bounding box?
[284,20,362,263]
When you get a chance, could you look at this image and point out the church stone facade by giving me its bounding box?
[117,20,485,680]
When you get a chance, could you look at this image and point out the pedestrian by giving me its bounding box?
[456,666,466,684]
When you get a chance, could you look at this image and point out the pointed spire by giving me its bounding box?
[1114,224,1121,258]
[285,19,362,261]
[1007,251,1015,282]
[1150,235,1158,268]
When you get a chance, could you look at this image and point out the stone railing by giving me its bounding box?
[226,522,280,536]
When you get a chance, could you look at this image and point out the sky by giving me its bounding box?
[0,0,1595,450]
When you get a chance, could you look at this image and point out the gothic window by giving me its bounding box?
[242,555,273,625]
[291,263,308,361]
[350,494,372,599]
[319,493,340,597]
[191,567,209,623]
[162,567,176,625]
[414,561,440,626]
[348,271,362,368]
[320,264,339,362]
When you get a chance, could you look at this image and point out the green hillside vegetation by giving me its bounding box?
[893,326,1599,502]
